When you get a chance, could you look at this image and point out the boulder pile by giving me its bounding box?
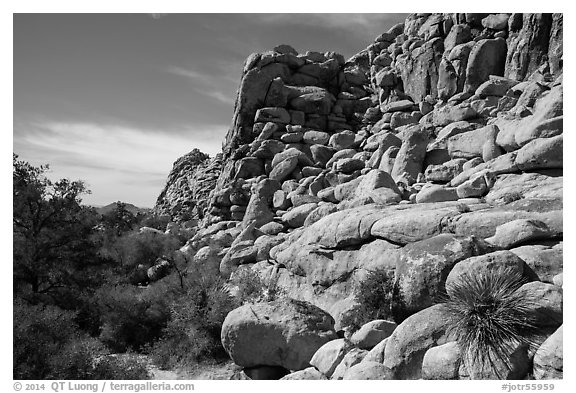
[155,13,563,380]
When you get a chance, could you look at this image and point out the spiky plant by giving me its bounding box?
[443,267,539,379]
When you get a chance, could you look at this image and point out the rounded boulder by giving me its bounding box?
[221,298,337,370]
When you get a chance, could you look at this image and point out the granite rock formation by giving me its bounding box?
[155,13,563,380]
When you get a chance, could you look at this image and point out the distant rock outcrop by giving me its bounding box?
[154,148,222,221]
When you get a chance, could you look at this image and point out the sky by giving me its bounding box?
[14,13,408,207]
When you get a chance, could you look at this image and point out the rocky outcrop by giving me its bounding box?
[154,13,562,380]
[154,149,221,221]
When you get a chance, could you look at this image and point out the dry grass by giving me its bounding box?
[443,267,539,379]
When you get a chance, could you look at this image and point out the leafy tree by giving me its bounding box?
[13,154,101,300]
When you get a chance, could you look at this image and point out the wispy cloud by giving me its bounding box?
[165,65,237,105]
[249,13,403,37]
[14,120,228,206]
[166,66,206,80]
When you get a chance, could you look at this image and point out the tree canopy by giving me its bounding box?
[13,154,100,299]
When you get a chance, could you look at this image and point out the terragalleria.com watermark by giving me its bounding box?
[13,382,194,392]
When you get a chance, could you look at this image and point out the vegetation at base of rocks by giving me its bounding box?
[340,268,399,332]
[13,155,232,378]
[443,267,539,379]
[147,270,237,369]
[231,267,286,304]
[13,299,149,380]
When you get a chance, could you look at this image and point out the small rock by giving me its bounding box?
[351,320,397,350]
[422,342,461,380]
[342,361,394,380]
[416,184,459,203]
[303,130,330,145]
[282,203,318,228]
[486,219,553,249]
[335,158,366,174]
[310,338,354,378]
[331,348,368,379]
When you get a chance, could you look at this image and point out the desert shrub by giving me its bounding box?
[340,268,397,332]
[94,284,170,352]
[14,300,78,379]
[502,191,524,204]
[100,230,183,285]
[443,267,539,379]
[148,269,237,369]
[13,299,148,380]
[117,231,182,268]
[231,266,286,304]
[139,213,171,231]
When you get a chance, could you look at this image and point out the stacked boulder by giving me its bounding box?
[155,149,222,221]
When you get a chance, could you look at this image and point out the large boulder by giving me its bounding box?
[421,342,461,380]
[310,338,354,378]
[395,37,444,102]
[486,219,554,249]
[289,87,336,115]
[517,281,563,328]
[394,234,483,318]
[447,125,499,160]
[445,251,533,295]
[282,203,318,228]
[515,134,563,171]
[390,125,430,184]
[242,178,280,228]
[350,320,397,350]
[221,298,337,370]
[533,325,563,379]
[510,244,563,283]
[464,38,507,93]
[383,304,451,379]
[354,169,401,200]
[269,156,299,182]
[370,202,465,245]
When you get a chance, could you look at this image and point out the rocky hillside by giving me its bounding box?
[154,148,223,221]
[156,13,563,380]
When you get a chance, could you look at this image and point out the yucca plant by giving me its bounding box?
[443,267,540,379]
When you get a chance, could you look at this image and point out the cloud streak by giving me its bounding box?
[14,120,229,207]
[165,65,238,105]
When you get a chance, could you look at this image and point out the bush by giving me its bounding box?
[231,266,285,304]
[94,284,170,352]
[340,268,397,332]
[139,213,171,231]
[148,269,237,369]
[13,299,149,379]
[99,230,183,285]
[443,267,539,379]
